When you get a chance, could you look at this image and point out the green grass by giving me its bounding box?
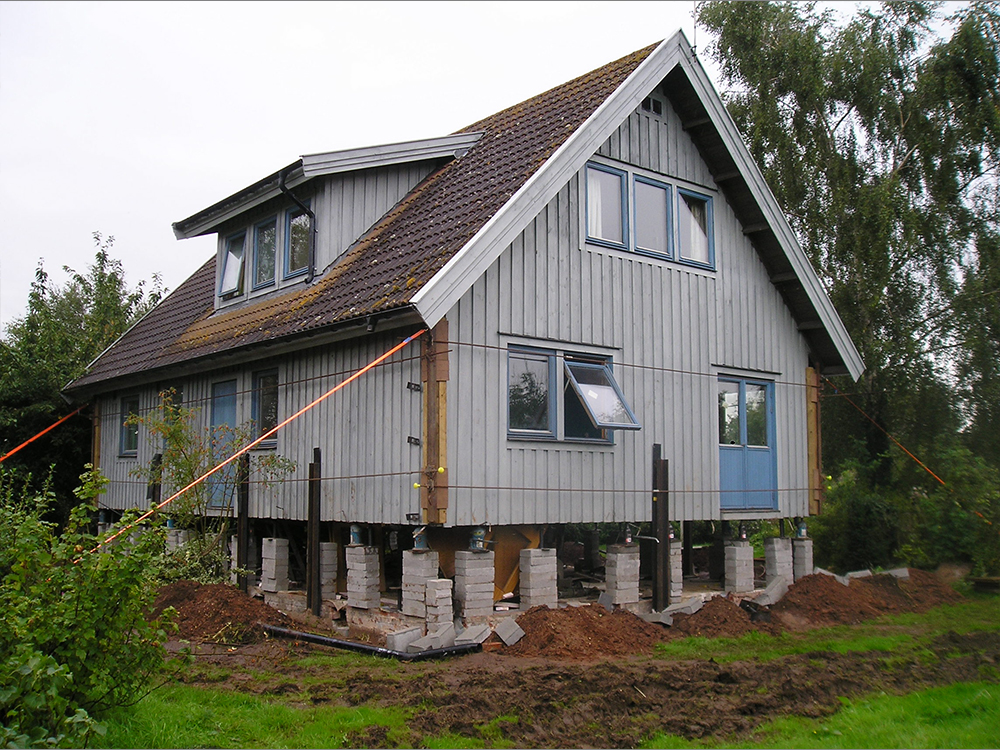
[641,681,1000,749]
[103,684,411,749]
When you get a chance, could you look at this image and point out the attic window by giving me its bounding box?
[285,206,310,278]
[220,232,246,297]
[641,96,663,116]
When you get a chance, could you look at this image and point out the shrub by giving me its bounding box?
[0,467,171,747]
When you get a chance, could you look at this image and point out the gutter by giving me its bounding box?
[259,623,482,661]
[279,167,318,283]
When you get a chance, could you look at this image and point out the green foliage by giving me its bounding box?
[0,466,171,747]
[0,233,164,521]
[132,389,294,584]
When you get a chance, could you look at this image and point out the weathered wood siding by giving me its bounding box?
[96,332,423,523]
[444,104,811,526]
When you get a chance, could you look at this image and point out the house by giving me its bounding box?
[64,31,863,612]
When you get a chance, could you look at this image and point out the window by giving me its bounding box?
[119,395,140,456]
[220,232,246,297]
[253,218,277,289]
[210,380,237,507]
[678,188,714,267]
[585,161,715,269]
[586,164,627,248]
[285,206,310,278]
[252,369,279,444]
[718,377,776,510]
[507,347,640,441]
[641,96,664,116]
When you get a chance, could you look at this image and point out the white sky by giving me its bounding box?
[0,0,718,329]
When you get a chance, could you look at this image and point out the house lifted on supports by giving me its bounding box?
[65,31,863,635]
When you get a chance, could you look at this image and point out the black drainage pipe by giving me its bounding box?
[259,623,482,661]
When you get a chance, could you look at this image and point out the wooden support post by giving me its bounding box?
[146,453,162,508]
[651,444,670,612]
[307,447,322,616]
[236,454,250,594]
[682,520,694,577]
[806,367,823,515]
[421,320,449,525]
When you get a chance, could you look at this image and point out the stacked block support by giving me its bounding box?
[401,550,439,618]
[724,540,754,593]
[519,548,558,609]
[606,545,640,605]
[230,534,259,588]
[424,578,453,627]
[454,550,495,623]
[764,537,793,584]
[261,537,289,593]
[320,542,338,598]
[346,545,380,609]
[792,538,814,582]
[669,539,683,603]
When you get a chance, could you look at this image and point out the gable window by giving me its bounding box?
[585,160,715,270]
[253,218,277,289]
[507,346,640,442]
[285,206,310,278]
[119,395,140,456]
[586,164,627,248]
[252,369,279,445]
[220,232,246,297]
[678,188,714,267]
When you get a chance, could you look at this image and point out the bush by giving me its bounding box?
[0,467,171,747]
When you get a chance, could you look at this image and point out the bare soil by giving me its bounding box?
[156,572,997,748]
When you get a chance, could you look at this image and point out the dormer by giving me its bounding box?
[172,132,483,311]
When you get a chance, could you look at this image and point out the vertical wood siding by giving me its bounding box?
[446,104,811,526]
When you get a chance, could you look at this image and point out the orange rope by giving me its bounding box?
[0,404,87,463]
[94,329,426,551]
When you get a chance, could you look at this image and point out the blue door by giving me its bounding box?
[210,379,238,508]
[718,378,777,510]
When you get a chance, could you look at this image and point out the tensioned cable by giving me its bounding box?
[0,404,87,463]
[93,329,426,551]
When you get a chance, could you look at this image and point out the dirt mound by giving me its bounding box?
[772,569,964,630]
[153,580,292,643]
[668,595,761,639]
[501,603,665,659]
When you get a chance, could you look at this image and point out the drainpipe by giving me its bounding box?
[278,168,317,283]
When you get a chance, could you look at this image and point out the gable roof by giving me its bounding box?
[66,32,862,396]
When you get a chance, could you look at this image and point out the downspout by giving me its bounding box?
[279,167,317,283]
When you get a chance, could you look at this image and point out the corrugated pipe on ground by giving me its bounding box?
[258,623,482,661]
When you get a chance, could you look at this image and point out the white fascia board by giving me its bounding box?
[301,133,484,177]
[678,48,865,381]
[173,167,309,239]
[411,36,686,330]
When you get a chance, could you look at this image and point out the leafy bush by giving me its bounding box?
[0,467,171,747]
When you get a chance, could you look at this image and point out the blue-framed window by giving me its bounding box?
[252,369,279,445]
[219,232,246,297]
[209,379,238,508]
[586,163,627,249]
[119,395,140,456]
[252,217,277,289]
[284,205,310,279]
[585,161,715,270]
[507,347,640,442]
[678,188,714,268]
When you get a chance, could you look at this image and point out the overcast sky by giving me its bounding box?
[0,1,723,328]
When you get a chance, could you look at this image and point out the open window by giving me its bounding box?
[220,232,246,297]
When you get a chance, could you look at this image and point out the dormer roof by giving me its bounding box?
[65,32,862,396]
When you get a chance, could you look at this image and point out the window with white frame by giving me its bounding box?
[507,346,640,442]
[585,161,715,269]
[119,395,140,456]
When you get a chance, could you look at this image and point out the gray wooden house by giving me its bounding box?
[65,32,862,591]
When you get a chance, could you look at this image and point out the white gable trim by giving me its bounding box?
[301,133,483,177]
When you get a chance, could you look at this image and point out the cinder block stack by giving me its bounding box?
[166,529,190,552]
[320,542,338,598]
[346,545,380,609]
[724,540,754,593]
[519,548,558,609]
[454,550,495,623]
[261,537,289,593]
[606,545,640,605]
[669,539,684,603]
[401,550,439,618]
[792,537,814,582]
[424,578,453,627]
[764,537,793,583]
